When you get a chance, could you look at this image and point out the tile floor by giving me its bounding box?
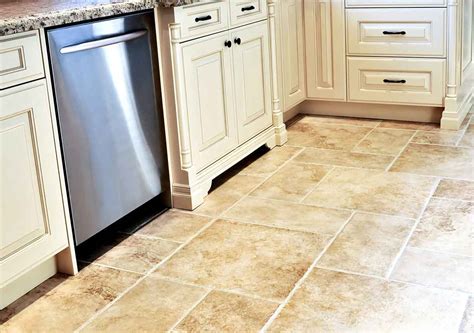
[1,112,473,332]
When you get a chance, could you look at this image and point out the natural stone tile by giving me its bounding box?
[154,219,331,301]
[269,269,468,332]
[223,197,351,235]
[237,146,303,177]
[175,291,277,333]
[135,210,211,243]
[298,115,381,128]
[352,128,414,155]
[287,122,372,150]
[434,179,474,201]
[194,174,265,216]
[391,247,473,293]
[78,233,179,274]
[318,213,414,277]
[250,162,332,202]
[459,124,474,147]
[0,266,140,331]
[390,143,474,180]
[83,277,208,332]
[294,147,393,169]
[460,297,474,333]
[409,198,474,256]
[378,120,441,131]
[412,130,462,146]
[304,167,436,218]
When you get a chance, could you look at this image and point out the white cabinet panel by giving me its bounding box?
[345,0,447,7]
[232,21,272,143]
[304,0,346,100]
[181,33,238,171]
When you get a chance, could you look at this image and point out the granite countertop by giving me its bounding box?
[0,0,197,36]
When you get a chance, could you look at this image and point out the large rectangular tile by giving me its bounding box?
[304,167,436,218]
[154,220,331,301]
[391,247,473,294]
[223,197,352,235]
[390,143,474,180]
[83,277,208,332]
[294,147,393,170]
[269,269,467,332]
[352,128,414,155]
[433,179,474,201]
[287,122,372,150]
[237,146,303,177]
[175,290,278,332]
[409,198,474,256]
[318,213,414,277]
[250,162,332,202]
[0,266,140,332]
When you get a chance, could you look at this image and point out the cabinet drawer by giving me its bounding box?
[345,0,447,7]
[230,1,267,27]
[347,57,445,106]
[174,1,229,40]
[0,31,44,90]
[347,9,446,57]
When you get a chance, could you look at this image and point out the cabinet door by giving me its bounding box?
[304,0,346,100]
[181,32,238,171]
[232,21,273,143]
[280,0,306,110]
[0,81,68,287]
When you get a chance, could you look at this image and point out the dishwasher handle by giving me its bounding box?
[60,30,147,54]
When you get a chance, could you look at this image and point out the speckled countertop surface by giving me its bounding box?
[0,0,197,36]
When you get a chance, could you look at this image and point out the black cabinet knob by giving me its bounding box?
[234,37,241,45]
[224,40,232,48]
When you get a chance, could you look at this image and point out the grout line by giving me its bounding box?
[349,126,379,153]
[384,177,441,280]
[298,166,335,204]
[76,260,147,276]
[314,265,391,281]
[295,145,396,157]
[389,278,472,297]
[259,211,356,332]
[289,159,394,171]
[404,245,474,259]
[384,130,419,172]
[167,288,213,333]
[116,231,183,244]
[431,195,474,203]
[455,126,469,146]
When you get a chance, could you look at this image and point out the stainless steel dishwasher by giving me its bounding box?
[47,11,170,245]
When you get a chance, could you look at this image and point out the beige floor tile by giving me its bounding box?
[223,197,351,235]
[409,198,474,256]
[154,219,331,301]
[318,213,414,277]
[78,233,179,274]
[352,128,415,155]
[194,174,265,216]
[390,143,474,180]
[83,277,208,332]
[287,122,372,150]
[237,146,302,177]
[460,298,474,333]
[0,266,140,332]
[268,269,467,333]
[459,124,474,147]
[175,290,277,333]
[412,130,463,146]
[391,247,473,293]
[304,167,436,218]
[250,162,332,202]
[298,115,381,128]
[378,120,441,131]
[434,179,474,201]
[294,147,394,169]
[135,210,212,243]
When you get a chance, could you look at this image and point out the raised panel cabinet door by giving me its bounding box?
[280,0,306,110]
[345,0,447,7]
[231,21,273,143]
[0,80,68,287]
[304,0,346,100]
[181,32,238,171]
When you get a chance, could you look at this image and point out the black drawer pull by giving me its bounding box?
[383,30,406,35]
[195,15,212,22]
[224,40,232,48]
[383,79,407,84]
[241,5,256,12]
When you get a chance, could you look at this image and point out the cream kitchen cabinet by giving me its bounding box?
[278,0,306,111]
[304,0,346,100]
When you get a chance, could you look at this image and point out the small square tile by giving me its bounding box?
[433,179,474,201]
[175,291,278,332]
[392,247,473,293]
[318,213,414,277]
[250,162,332,202]
[352,128,414,155]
